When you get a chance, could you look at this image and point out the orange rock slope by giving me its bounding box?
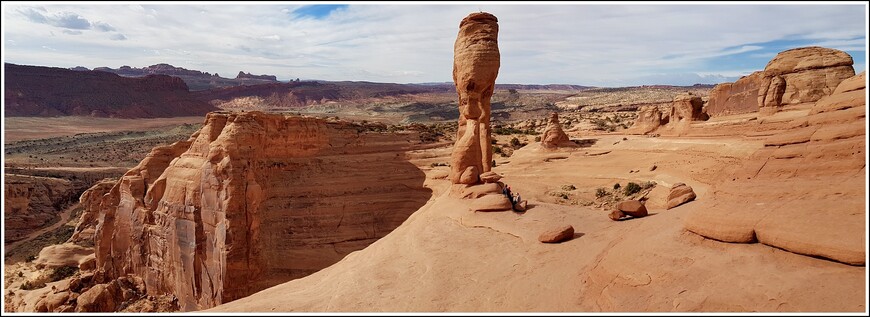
[89,111,435,311]
[209,65,865,314]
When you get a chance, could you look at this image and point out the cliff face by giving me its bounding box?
[4,63,216,118]
[91,112,433,310]
[4,175,76,243]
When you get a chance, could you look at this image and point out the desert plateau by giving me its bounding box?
[2,2,867,315]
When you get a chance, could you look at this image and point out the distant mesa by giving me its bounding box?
[235,71,277,81]
[4,63,216,118]
[93,63,279,90]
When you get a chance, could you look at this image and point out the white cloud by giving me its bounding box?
[2,3,866,86]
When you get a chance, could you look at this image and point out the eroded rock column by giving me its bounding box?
[450,12,500,185]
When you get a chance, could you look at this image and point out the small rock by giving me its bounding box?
[649,165,657,171]
[609,210,625,221]
[616,200,648,218]
[539,225,574,243]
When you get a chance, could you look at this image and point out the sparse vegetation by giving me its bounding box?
[624,182,642,196]
[595,187,608,198]
[561,184,577,191]
[613,183,621,190]
[50,266,78,282]
[430,162,449,167]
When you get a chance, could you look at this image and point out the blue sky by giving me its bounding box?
[1,2,866,87]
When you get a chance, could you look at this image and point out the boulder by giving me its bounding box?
[76,284,118,312]
[538,225,574,243]
[449,12,500,185]
[608,210,626,221]
[616,200,648,218]
[471,194,513,212]
[479,171,502,183]
[459,183,503,199]
[78,254,96,271]
[667,183,696,209]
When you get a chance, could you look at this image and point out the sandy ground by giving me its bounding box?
[3,116,203,143]
[208,112,866,312]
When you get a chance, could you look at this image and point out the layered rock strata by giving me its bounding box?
[89,111,433,310]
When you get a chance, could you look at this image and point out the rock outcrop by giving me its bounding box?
[540,112,574,148]
[685,71,866,265]
[706,47,854,117]
[670,92,708,122]
[88,111,433,310]
[69,179,118,246]
[4,174,76,243]
[705,71,765,117]
[450,12,500,185]
[631,105,664,134]
[757,46,854,114]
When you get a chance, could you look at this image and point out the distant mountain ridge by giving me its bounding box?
[5,63,216,118]
[79,63,279,91]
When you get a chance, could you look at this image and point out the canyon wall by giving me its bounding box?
[91,111,433,310]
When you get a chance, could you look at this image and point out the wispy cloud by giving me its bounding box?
[3,3,866,87]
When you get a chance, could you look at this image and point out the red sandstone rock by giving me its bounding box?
[450,12,500,185]
[471,194,513,212]
[667,183,696,209]
[89,111,435,311]
[538,225,574,243]
[541,112,573,148]
[479,171,502,183]
[705,71,764,117]
[616,200,648,218]
[609,210,625,221]
[757,46,855,115]
[632,105,663,134]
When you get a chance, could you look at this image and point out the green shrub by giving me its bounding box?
[595,187,608,198]
[534,136,541,142]
[624,182,642,196]
[613,183,621,190]
[50,266,78,282]
[510,137,521,147]
[561,184,577,191]
[493,146,503,154]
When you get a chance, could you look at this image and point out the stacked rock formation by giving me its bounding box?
[631,105,664,134]
[706,46,854,118]
[450,12,500,185]
[74,111,434,311]
[540,112,573,148]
